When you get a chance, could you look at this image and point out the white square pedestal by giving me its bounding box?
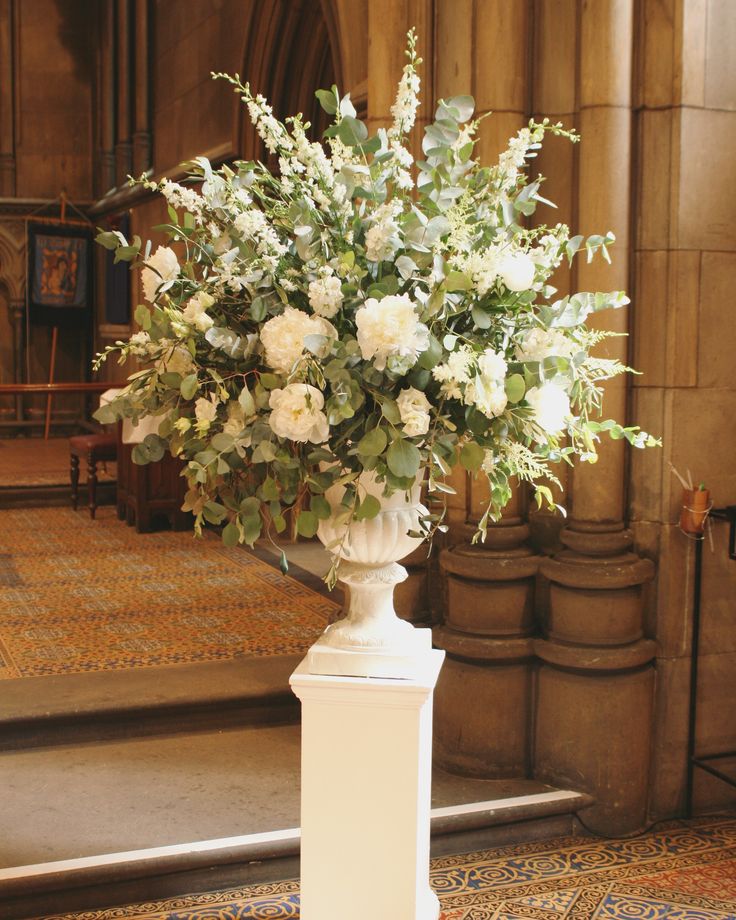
[290,648,445,920]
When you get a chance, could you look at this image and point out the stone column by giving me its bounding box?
[534,0,657,835]
[432,0,541,779]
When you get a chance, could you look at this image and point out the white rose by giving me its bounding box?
[308,275,343,318]
[526,382,571,435]
[515,328,576,363]
[498,252,536,292]
[156,343,194,376]
[396,387,431,437]
[355,294,429,372]
[181,291,215,332]
[268,384,329,444]
[465,379,508,419]
[194,394,219,431]
[260,307,336,374]
[141,246,180,303]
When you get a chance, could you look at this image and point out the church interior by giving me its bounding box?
[0,1,735,918]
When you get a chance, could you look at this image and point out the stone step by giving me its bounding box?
[0,721,592,919]
[0,655,302,751]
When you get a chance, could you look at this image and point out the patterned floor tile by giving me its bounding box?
[0,506,338,679]
[44,818,736,920]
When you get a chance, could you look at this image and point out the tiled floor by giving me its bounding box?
[45,817,736,919]
[0,505,337,679]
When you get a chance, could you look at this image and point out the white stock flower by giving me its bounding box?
[526,382,571,435]
[269,384,329,444]
[308,275,343,318]
[260,307,336,374]
[396,387,431,437]
[477,349,508,383]
[498,252,536,292]
[355,294,429,372]
[141,246,180,303]
[515,328,576,363]
[160,180,204,220]
[129,331,151,356]
[181,292,215,332]
[389,68,421,137]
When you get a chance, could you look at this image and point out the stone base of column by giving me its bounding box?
[290,649,445,920]
[537,529,656,835]
[434,538,540,777]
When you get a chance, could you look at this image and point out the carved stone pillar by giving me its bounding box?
[435,484,540,777]
[431,0,540,779]
[534,0,657,835]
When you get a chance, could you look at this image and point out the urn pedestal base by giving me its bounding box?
[291,649,445,920]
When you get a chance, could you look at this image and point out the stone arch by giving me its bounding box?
[237,0,368,161]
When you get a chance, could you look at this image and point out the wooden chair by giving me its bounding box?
[69,433,117,519]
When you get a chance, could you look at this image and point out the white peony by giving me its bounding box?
[355,294,429,372]
[498,252,536,292]
[260,307,336,374]
[308,275,343,318]
[181,291,215,332]
[526,382,571,435]
[141,246,180,303]
[515,328,576,363]
[268,384,329,444]
[396,387,431,437]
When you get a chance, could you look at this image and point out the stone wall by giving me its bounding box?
[630,0,736,818]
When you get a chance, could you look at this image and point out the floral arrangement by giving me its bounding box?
[95,30,658,582]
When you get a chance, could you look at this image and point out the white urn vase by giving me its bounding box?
[307,471,433,678]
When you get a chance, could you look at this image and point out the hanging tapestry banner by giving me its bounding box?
[27,221,93,327]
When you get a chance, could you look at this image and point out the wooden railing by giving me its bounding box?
[0,382,113,436]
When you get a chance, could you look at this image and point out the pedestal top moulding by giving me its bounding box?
[93,28,659,680]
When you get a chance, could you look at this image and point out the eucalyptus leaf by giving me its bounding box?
[356,427,387,457]
[386,438,421,478]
